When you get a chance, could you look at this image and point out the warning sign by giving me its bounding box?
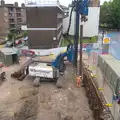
[103,37,110,44]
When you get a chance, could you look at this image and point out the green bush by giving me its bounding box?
[90,36,97,43]
[23,31,28,37]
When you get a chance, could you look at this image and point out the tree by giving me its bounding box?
[100,0,120,30]
[111,0,120,30]
[23,31,28,37]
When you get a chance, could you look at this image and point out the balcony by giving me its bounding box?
[17,20,22,23]
[10,24,16,28]
[16,8,21,13]
[9,8,15,13]
[16,13,22,18]
[9,13,15,18]
[17,15,22,18]
[9,18,16,24]
[17,18,22,24]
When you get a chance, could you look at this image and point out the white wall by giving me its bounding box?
[63,7,76,35]
[83,7,100,37]
[63,7,100,37]
[63,17,69,34]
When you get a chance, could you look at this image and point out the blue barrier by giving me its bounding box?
[86,44,93,53]
[107,32,120,60]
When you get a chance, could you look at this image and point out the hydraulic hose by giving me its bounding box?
[63,4,75,45]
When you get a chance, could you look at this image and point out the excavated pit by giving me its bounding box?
[0,58,93,120]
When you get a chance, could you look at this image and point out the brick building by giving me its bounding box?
[0,0,26,37]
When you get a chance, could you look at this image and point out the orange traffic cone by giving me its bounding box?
[76,76,81,87]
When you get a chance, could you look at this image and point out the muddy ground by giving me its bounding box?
[0,57,93,120]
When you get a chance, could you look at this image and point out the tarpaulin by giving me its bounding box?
[107,32,120,60]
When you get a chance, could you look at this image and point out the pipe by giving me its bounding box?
[79,25,83,77]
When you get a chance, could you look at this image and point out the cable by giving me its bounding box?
[66,6,75,35]
[63,4,75,45]
[63,0,80,45]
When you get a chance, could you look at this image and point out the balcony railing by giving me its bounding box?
[17,16,22,18]
[17,18,22,23]
[9,19,15,24]
[9,10,15,13]
[9,13,15,18]
[16,10,22,13]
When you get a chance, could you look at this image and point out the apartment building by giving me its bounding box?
[0,6,9,36]
[0,0,26,37]
[25,1,64,49]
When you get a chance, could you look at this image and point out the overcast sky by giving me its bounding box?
[5,0,110,6]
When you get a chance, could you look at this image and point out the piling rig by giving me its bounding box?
[11,0,89,87]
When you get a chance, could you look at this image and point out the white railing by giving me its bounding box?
[25,0,61,7]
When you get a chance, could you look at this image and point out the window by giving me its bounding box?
[4,13,8,16]
[10,8,14,12]
[53,37,56,41]
[4,19,8,22]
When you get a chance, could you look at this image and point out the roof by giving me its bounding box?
[101,54,120,77]
[25,1,63,11]
[0,4,25,8]
[4,4,14,7]
[0,48,18,55]
[26,4,63,11]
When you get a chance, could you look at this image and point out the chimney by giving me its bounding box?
[21,3,25,8]
[14,2,18,7]
[1,0,5,6]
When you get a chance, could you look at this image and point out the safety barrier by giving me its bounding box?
[83,49,120,119]
[82,61,114,120]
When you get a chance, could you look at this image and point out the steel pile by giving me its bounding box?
[82,62,114,120]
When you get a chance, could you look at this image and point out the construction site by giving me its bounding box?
[0,0,120,120]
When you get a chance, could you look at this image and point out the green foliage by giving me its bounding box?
[7,29,28,41]
[60,36,97,47]
[90,36,97,43]
[100,0,120,30]
[7,33,14,41]
[23,31,28,37]
[16,34,23,39]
